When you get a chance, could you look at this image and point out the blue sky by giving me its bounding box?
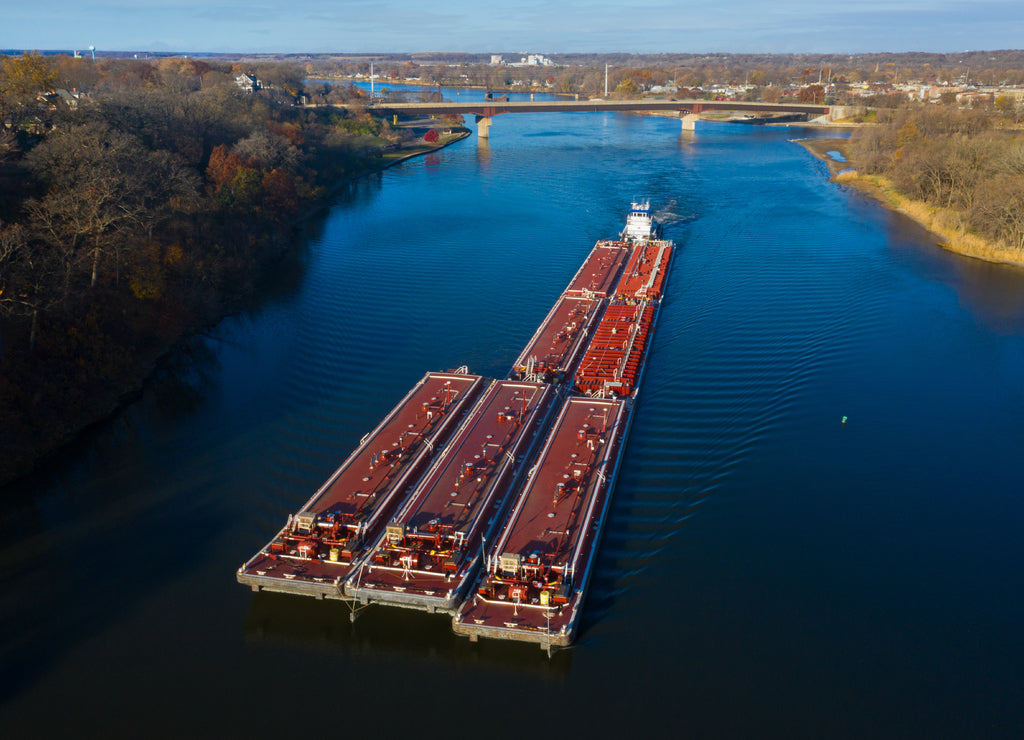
[3,0,1022,54]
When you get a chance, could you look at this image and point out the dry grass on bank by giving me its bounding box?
[834,170,1024,267]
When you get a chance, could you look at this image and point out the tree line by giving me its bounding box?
[0,52,406,481]
[847,106,1024,251]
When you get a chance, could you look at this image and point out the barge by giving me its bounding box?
[236,371,483,599]
[344,380,557,612]
[238,200,674,651]
[453,200,674,650]
[452,396,630,649]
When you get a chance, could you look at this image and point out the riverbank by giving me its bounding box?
[0,128,471,488]
[797,137,1024,270]
[380,127,472,167]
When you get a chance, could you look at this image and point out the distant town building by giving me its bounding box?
[520,54,555,67]
[491,53,556,67]
[1000,87,1024,103]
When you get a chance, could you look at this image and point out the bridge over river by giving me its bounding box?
[356,98,840,137]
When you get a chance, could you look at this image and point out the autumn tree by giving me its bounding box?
[23,121,197,292]
[798,84,826,104]
[614,77,638,97]
[206,143,246,191]
[262,169,299,214]
[0,51,57,129]
[994,95,1021,122]
[971,175,1024,250]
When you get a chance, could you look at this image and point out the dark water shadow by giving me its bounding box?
[0,214,327,708]
[874,203,1024,335]
[243,591,573,676]
[0,472,230,708]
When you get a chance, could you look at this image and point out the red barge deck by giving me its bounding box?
[564,241,631,298]
[345,380,557,613]
[453,397,630,648]
[573,239,672,397]
[236,371,483,599]
[615,241,673,301]
[510,295,603,383]
[573,303,657,397]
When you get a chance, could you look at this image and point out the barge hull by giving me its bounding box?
[453,396,632,647]
[236,371,484,599]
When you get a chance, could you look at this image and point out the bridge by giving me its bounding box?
[362,98,838,138]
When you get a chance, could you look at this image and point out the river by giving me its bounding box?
[2,93,1023,738]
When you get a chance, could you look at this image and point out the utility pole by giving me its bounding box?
[605,64,609,97]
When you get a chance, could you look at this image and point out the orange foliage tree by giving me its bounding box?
[262,169,298,214]
[206,144,246,192]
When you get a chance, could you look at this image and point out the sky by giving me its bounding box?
[3,0,1023,55]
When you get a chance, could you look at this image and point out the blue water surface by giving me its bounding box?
[2,98,1023,739]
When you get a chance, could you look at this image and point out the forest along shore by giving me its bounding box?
[0,54,470,488]
[0,126,468,488]
[797,135,1024,270]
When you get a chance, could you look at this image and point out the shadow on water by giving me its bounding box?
[837,183,1024,336]
[0,458,230,707]
[243,592,573,676]
[148,335,223,422]
[0,353,233,707]
[879,209,1024,333]
[300,170,387,245]
[951,258,1024,332]
[0,217,325,711]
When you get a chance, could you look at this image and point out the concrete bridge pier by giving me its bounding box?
[680,112,700,131]
[808,105,859,125]
[475,115,492,139]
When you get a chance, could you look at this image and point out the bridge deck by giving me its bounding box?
[354,98,830,118]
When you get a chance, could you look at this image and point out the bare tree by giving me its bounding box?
[971,176,1024,251]
[233,130,299,171]
[23,121,197,293]
[0,220,54,348]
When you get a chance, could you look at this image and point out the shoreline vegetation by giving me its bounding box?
[0,53,469,486]
[0,128,469,486]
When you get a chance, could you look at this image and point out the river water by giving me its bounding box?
[3,95,1024,738]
